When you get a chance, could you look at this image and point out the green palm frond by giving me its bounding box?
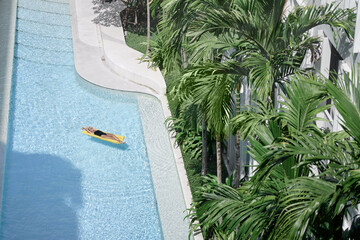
[326,79,360,145]
[192,73,235,137]
[187,33,236,64]
[165,116,189,146]
[272,177,336,240]
[336,64,360,108]
[170,61,246,102]
[263,0,287,29]
[166,113,203,160]
[157,1,360,238]
[142,33,167,71]
[242,52,274,99]
[252,130,344,185]
[156,0,195,72]
[279,78,330,133]
[286,2,356,39]
[188,174,285,239]
[189,0,257,37]
[231,100,276,138]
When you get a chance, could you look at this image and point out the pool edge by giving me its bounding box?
[0,0,18,220]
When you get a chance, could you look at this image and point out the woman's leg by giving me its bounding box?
[108,134,123,143]
[101,134,123,143]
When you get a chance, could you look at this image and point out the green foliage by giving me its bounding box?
[147,0,358,238]
[166,116,203,161]
[326,76,360,144]
[152,0,194,73]
[188,73,360,239]
[125,31,148,54]
[140,31,166,70]
[188,174,285,239]
[165,95,204,161]
[120,0,159,34]
[279,77,331,132]
[231,100,276,138]
[150,0,356,101]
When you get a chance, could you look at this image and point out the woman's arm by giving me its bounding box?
[82,127,91,133]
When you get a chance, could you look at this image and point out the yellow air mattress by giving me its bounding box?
[81,129,125,144]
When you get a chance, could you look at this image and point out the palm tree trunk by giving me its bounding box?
[181,47,187,68]
[134,9,138,25]
[122,7,128,31]
[234,86,241,187]
[233,133,241,187]
[216,137,222,184]
[146,0,150,54]
[270,81,277,108]
[201,118,208,176]
[332,213,344,240]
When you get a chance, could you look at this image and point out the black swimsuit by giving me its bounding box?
[94,130,106,136]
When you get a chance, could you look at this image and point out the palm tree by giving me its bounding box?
[188,73,360,239]
[151,0,195,72]
[148,0,355,184]
[182,0,356,183]
[165,98,204,166]
[192,72,235,183]
[187,0,355,100]
[170,63,241,181]
[149,0,359,237]
[146,0,150,53]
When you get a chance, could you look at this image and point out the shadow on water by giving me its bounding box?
[0,150,82,240]
[89,137,129,150]
[0,0,16,147]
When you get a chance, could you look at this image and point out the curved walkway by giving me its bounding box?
[69,1,201,239]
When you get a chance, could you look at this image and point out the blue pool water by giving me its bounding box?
[0,0,163,239]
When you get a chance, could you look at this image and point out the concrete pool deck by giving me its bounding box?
[69,1,202,239]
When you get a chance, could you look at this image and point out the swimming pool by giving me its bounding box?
[0,0,165,239]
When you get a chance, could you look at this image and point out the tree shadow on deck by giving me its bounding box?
[91,0,126,27]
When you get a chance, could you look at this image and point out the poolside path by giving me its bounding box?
[70,0,165,96]
[69,1,202,239]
